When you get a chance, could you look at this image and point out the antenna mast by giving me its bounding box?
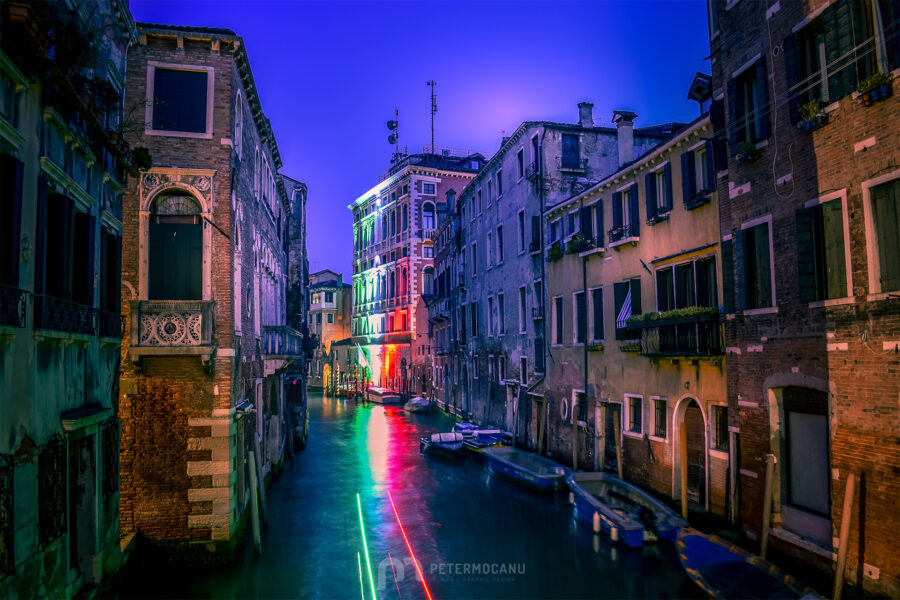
[427,80,437,152]
[386,109,400,163]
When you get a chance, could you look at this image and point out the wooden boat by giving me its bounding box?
[483,447,568,490]
[419,432,464,457]
[566,472,688,548]
[404,396,430,413]
[677,528,823,599]
[463,429,512,453]
[366,386,401,404]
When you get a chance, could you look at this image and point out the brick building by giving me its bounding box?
[709,0,899,594]
[306,268,351,389]
[0,0,135,596]
[118,23,303,562]
[348,150,482,391]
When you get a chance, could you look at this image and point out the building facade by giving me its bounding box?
[543,112,729,516]
[307,268,351,389]
[448,103,676,441]
[348,151,482,391]
[709,0,899,594]
[118,23,302,562]
[0,0,135,596]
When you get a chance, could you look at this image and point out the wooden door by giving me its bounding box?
[684,402,706,505]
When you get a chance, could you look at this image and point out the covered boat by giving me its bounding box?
[566,472,688,548]
[366,386,401,404]
[483,447,568,490]
[419,432,465,457]
[677,528,823,599]
[404,396,430,413]
[463,429,512,453]
[452,422,479,437]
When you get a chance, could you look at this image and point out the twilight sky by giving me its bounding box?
[129,0,711,276]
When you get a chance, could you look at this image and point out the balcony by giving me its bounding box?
[34,295,96,337]
[98,310,124,339]
[128,300,215,371]
[627,310,723,358]
[608,223,639,248]
[263,325,303,375]
[0,284,27,328]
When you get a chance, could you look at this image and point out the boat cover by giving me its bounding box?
[432,432,464,444]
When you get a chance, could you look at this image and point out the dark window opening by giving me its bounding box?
[152,68,208,133]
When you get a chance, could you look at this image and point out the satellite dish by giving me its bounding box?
[388,134,398,144]
[387,120,398,131]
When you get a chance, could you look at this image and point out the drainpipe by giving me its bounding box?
[537,138,550,456]
[580,197,589,472]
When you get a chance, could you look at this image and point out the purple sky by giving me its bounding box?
[129,1,711,276]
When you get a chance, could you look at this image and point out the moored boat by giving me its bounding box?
[483,446,568,490]
[463,429,512,453]
[677,528,823,599]
[419,432,465,457]
[404,396,430,413]
[452,422,479,437]
[566,472,688,548]
[366,386,401,404]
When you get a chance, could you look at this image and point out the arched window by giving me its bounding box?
[423,202,435,229]
[423,266,434,296]
[149,193,202,300]
[234,92,243,159]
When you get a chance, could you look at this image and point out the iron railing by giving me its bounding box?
[99,310,125,339]
[34,295,96,335]
[263,325,303,357]
[0,284,26,328]
[608,223,639,244]
[629,312,723,357]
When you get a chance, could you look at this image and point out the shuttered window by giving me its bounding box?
[590,287,604,342]
[797,199,848,302]
[152,67,209,133]
[727,58,770,154]
[738,223,773,310]
[573,291,586,344]
[871,178,900,292]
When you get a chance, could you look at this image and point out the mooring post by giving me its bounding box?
[833,472,857,600]
[614,417,623,480]
[253,433,269,527]
[572,397,578,471]
[248,450,262,555]
[680,422,688,520]
[760,453,775,558]
[537,398,547,455]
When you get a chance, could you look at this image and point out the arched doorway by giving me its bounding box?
[149,193,202,300]
[673,397,707,510]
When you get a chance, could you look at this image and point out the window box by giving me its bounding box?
[619,341,641,353]
[586,343,604,352]
[646,211,670,225]
[566,233,589,254]
[797,99,828,132]
[547,242,563,262]
[685,191,712,210]
[607,224,638,247]
[856,72,894,106]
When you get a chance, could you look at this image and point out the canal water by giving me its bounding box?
[116,390,700,599]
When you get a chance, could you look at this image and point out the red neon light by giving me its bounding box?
[388,492,434,600]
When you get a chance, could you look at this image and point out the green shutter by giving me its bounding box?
[721,238,735,314]
[782,32,802,123]
[796,207,817,302]
[681,151,695,204]
[645,172,657,220]
[734,230,746,311]
[664,162,674,210]
[629,183,640,236]
[754,58,771,140]
[727,78,742,156]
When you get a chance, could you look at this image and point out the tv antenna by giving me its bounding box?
[427,80,437,152]
[386,109,400,162]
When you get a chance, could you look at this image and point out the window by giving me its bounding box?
[402,204,409,230]
[0,154,24,290]
[496,225,504,263]
[327,313,334,324]
[316,313,322,324]
[614,278,642,340]
[423,267,434,295]
[519,286,527,333]
[423,183,436,195]
[694,147,709,192]
[487,232,493,267]
[470,197,476,221]
[653,398,667,438]
[149,65,213,135]
[148,195,202,300]
[728,58,770,150]
[867,178,900,293]
[656,267,675,312]
[707,0,718,37]
[517,149,524,180]
[233,92,243,158]
[712,406,728,450]
[611,184,639,240]
[590,287,604,342]
[739,221,774,310]
[325,291,334,303]
[681,142,714,206]
[520,357,527,384]
[534,280,543,317]
[423,245,434,258]
[797,197,848,301]
[550,219,561,243]
[470,301,478,337]
[487,179,493,205]
[471,243,477,276]
[1,68,22,129]
[498,293,505,335]
[573,291,586,344]
[496,170,503,196]
[627,396,643,434]
[566,211,580,238]
[552,296,564,345]
[488,296,495,336]
[561,134,580,170]
[517,211,525,253]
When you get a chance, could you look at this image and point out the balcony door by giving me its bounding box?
[149,195,202,300]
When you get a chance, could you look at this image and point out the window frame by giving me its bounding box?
[802,189,852,304]
[624,394,643,438]
[862,170,900,298]
[552,294,564,346]
[589,286,604,343]
[145,62,215,139]
[650,396,667,441]
[740,215,777,313]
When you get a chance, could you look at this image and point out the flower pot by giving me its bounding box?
[870,88,883,101]
[861,93,873,107]
[816,114,828,128]
[879,84,892,98]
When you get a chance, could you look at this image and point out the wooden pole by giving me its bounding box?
[614,416,623,480]
[728,430,738,525]
[285,393,295,469]
[760,453,775,558]
[833,472,857,600]
[680,422,688,520]
[572,397,578,471]
[537,398,547,455]
[253,433,269,527]
[248,450,262,555]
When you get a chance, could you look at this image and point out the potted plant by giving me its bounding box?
[547,242,563,262]
[607,225,624,242]
[869,71,894,101]
[566,232,587,254]
[857,76,875,106]
[798,98,827,131]
[735,141,760,164]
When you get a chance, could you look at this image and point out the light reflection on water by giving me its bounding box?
[113,390,699,600]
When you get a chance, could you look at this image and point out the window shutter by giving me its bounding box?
[613,281,628,340]
[645,172,656,220]
[630,277,642,316]
[782,32,802,123]
[531,215,540,246]
[823,0,867,102]
[664,162,673,210]
[754,58,771,140]
[629,183,640,236]
[681,151,695,204]
[710,98,726,134]
[612,192,622,227]
[580,206,592,240]
[100,229,108,311]
[594,201,604,243]
[35,179,48,294]
[704,140,716,192]
[735,229,746,311]
[0,155,24,287]
[796,208,817,302]
[713,138,728,172]
[726,77,742,156]
[721,238,735,314]
[61,196,75,300]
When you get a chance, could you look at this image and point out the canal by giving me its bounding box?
[116,390,700,599]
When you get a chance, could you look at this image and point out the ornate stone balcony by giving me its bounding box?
[128,300,215,371]
[262,325,303,375]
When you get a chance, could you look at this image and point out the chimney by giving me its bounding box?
[501,136,510,148]
[578,102,594,127]
[612,110,638,167]
[446,188,457,211]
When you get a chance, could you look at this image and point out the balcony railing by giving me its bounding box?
[628,312,723,357]
[99,310,125,339]
[263,325,303,358]
[0,284,27,328]
[608,223,639,245]
[35,295,96,335]
[131,300,214,347]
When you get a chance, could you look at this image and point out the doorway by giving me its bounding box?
[674,397,707,509]
[603,403,622,473]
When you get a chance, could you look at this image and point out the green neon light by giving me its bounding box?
[357,493,378,600]
[357,551,365,600]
